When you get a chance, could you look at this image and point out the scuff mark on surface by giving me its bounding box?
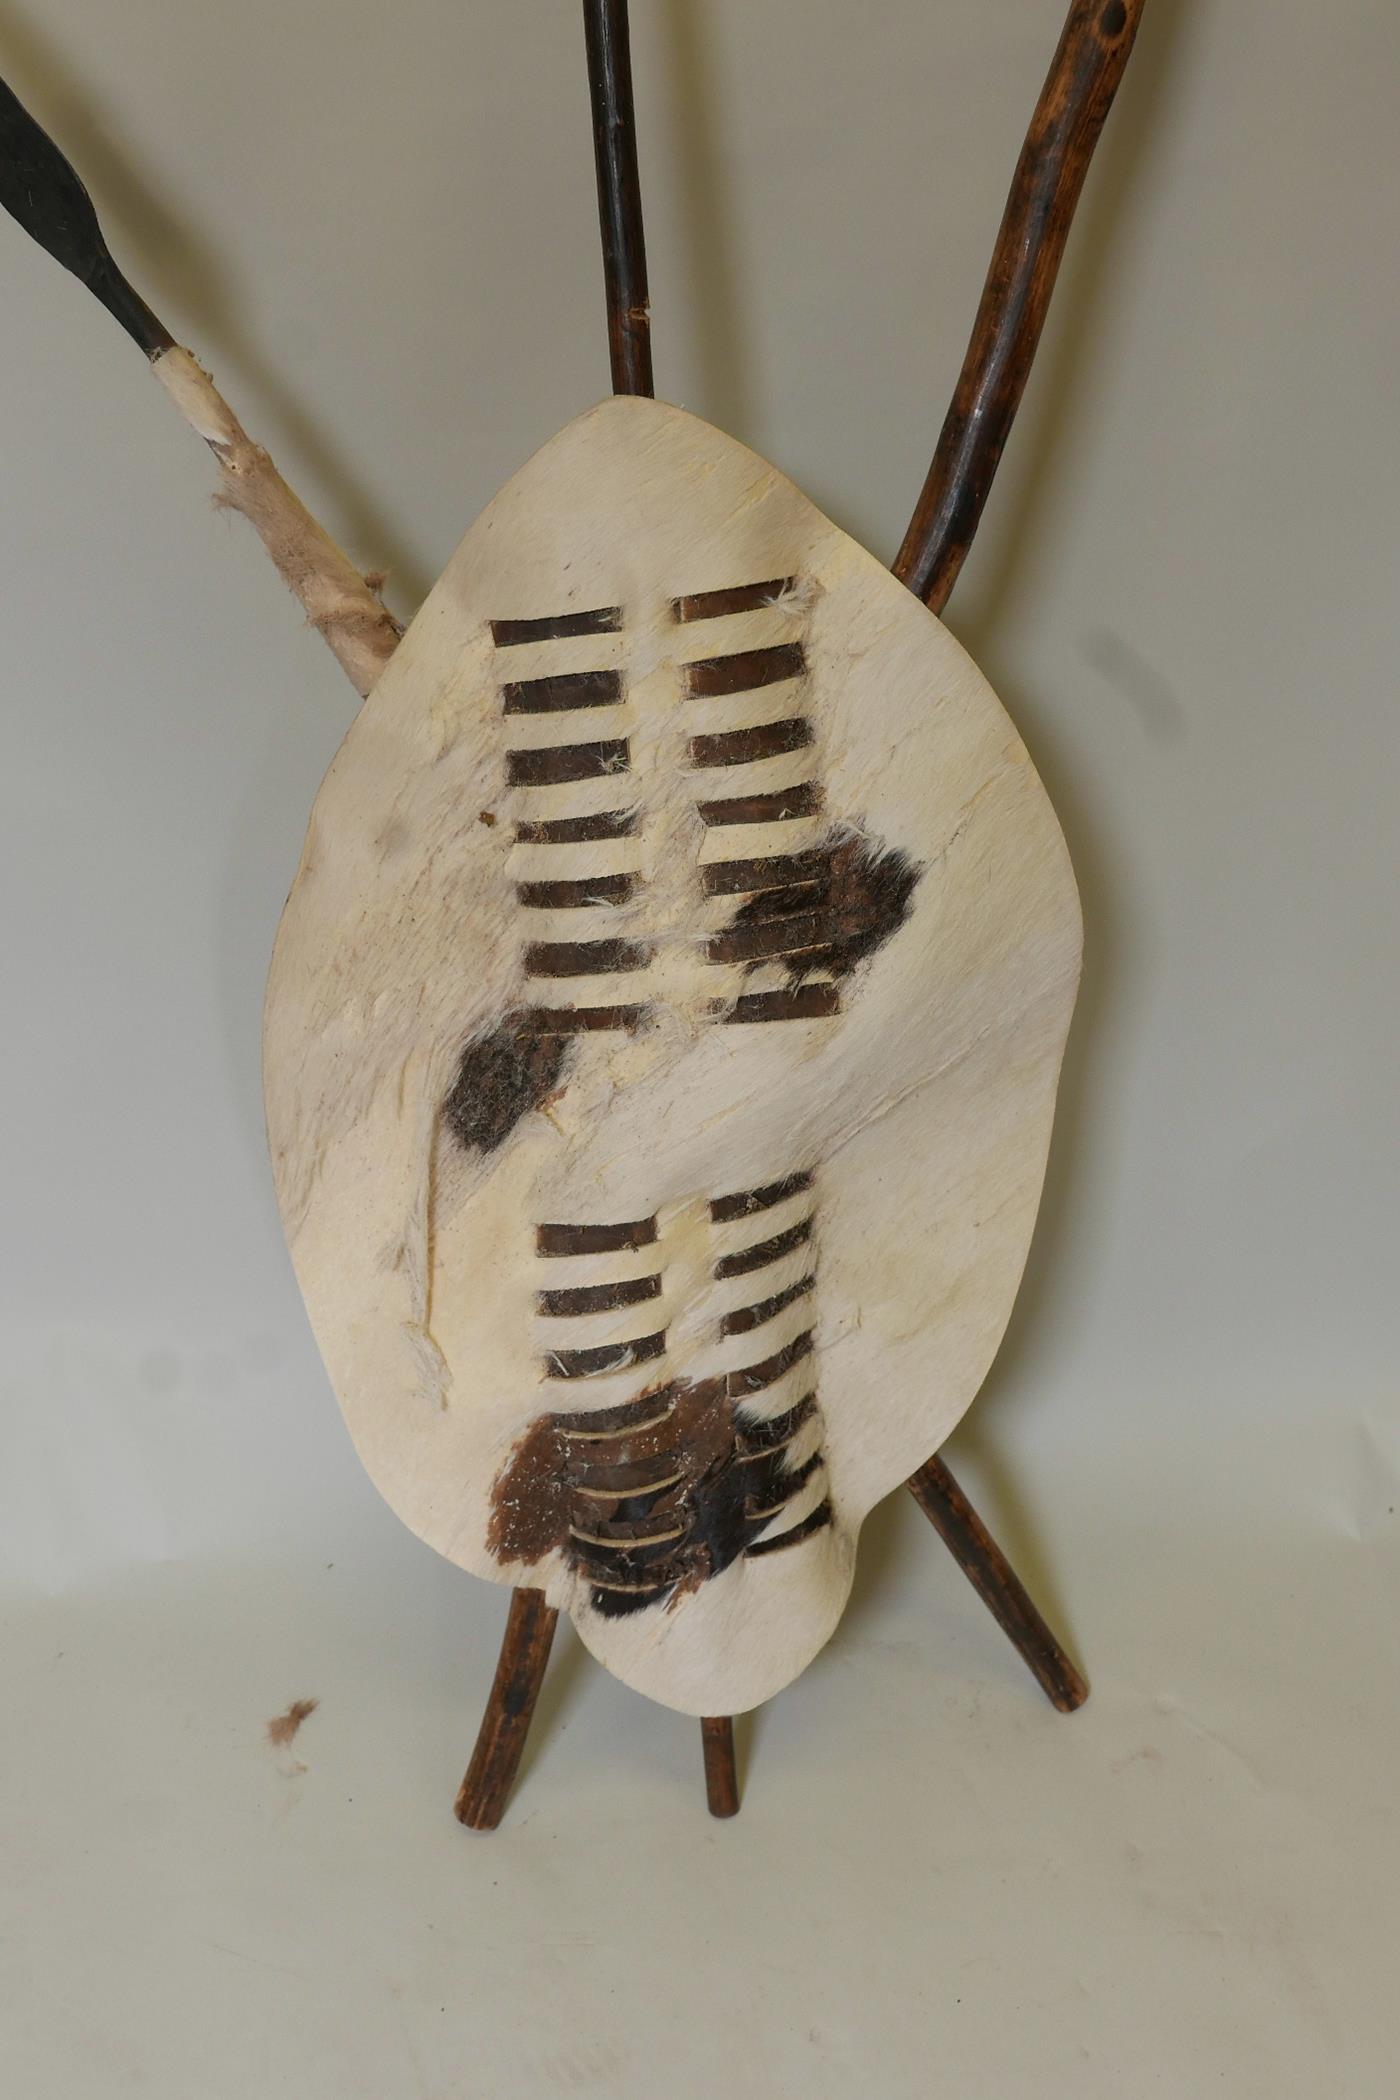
[266,1697,319,1749]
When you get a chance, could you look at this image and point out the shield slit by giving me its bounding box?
[671,578,795,623]
[697,784,823,825]
[506,738,630,787]
[689,718,813,767]
[502,668,623,713]
[683,643,806,697]
[491,607,622,646]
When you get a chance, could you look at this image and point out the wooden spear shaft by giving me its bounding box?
[893,0,1147,615]
[582,0,654,398]
[0,76,402,699]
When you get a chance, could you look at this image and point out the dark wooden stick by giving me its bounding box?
[455,1586,560,1830]
[892,0,1146,613]
[582,0,654,397]
[907,1455,1088,1712]
[700,1716,740,1818]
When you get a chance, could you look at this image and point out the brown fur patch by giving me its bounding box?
[487,1371,826,1616]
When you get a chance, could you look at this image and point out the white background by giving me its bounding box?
[2,2,1397,2094]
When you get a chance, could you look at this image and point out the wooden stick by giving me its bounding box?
[455,1587,560,1830]
[907,1455,1088,1713]
[892,0,1146,614]
[700,1716,740,1818]
[0,75,402,698]
[582,0,654,397]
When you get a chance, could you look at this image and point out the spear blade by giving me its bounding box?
[0,74,171,353]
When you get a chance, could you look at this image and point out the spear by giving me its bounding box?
[893,0,1147,613]
[0,76,402,697]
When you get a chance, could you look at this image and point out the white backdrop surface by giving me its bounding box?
[1,2,1397,2096]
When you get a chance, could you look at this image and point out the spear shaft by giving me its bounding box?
[0,77,401,698]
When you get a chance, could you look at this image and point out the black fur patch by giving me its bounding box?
[443,1018,569,1152]
[728,829,921,981]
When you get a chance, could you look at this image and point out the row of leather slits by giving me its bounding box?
[675,579,842,1024]
[533,1173,833,1615]
[492,605,650,1034]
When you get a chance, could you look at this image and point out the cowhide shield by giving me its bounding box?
[263,396,1082,1715]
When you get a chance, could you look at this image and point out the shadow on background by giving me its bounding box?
[657,0,756,440]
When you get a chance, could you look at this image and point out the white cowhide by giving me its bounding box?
[263,396,1081,1716]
